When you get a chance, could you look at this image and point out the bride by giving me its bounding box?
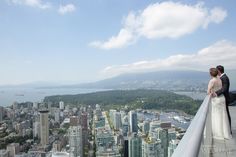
[207,68,232,140]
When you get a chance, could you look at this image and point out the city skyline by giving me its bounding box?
[0,0,236,85]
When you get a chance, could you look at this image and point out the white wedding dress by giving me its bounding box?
[208,77,232,140]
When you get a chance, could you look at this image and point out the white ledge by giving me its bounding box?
[172,95,211,157]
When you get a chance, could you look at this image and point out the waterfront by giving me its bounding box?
[0,87,205,108]
[138,111,191,130]
[0,87,109,106]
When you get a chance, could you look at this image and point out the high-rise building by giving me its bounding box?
[128,134,142,157]
[149,121,161,133]
[95,115,105,128]
[39,110,49,146]
[123,138,129,157]
[168,128,176,141]
[0,106,4,122]
[109,109,116,126]
[52,140,62,152]
[129,111,138,133]
[0,149,9,157]
[69,126,83,157]
[96,148,121,157]
[142,137,162,157]
[59,101,64,110]
[12,102,19,110]
[54,109,60,123]
[157,123,174,157]
[80,113,88,149]
[52,152,69,157]
[120,111,126,121]
[79,113,88,130]
[33,102,39,109]
[142,121,150,134]
[7,143,20,157]
[122,115,129,136]
[65,105,70,111]
[114,112,121,130]
[96,104,101,111]
[168,140,179,157]
[96,130,115,148]
[33,121,40,138]
[122,122,129,137]
[122,115,129,124]
[47,102,52,114]
[70,116,79,126]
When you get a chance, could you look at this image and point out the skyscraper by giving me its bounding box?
[168,140,179,157]
[7,143,20,157]
[79,112,88,148]
[70,116,79,126]
[0,149,9,157]
[0,106,3,122]
[122,115,129,136]
[69,125,83,157]
[124,138,129,157]
[79,113,88,130]
[114,112,121,130]
[128,133,142,157]
[33,121,40,138]
[149,121,161,133]
[39,110,49,146]
[142,121,150,134]
[142,137,162,157]
[96,148,121,157]
[158,123,173,157]
[122,122,129,137]
[129,111,138,133]
[59,101,64,110]
[54,108,60,123]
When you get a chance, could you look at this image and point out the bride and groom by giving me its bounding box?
[207,65,232,140]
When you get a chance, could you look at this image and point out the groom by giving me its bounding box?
[215,65,232,133]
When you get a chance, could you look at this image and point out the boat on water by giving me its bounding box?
[173,116,187,124]
[184,117,191,122]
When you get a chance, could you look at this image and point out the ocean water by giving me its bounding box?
[0,87,109,107]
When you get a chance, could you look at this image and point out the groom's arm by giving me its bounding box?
[207,79,214,95]
[216,77,228,96]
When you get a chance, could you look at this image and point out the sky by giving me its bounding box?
[0,0,236,85]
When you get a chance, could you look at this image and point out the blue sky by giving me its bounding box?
[0,0,236,85]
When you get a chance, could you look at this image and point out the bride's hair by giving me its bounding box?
[210,68,218,77]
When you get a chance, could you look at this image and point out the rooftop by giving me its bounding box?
[172,94,236,157]
[199,106,236,157]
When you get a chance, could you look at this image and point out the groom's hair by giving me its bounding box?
[216,65,224,73]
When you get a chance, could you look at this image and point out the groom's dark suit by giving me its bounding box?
[216,73,231,130]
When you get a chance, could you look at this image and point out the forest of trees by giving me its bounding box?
[44,89,202,115]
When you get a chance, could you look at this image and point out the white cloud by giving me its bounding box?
[90,1,227,50]
[89,29,136,49]
[203,7,228,28]
[58,4,76,15]
[8,0,51,9]
[101,40,236,77]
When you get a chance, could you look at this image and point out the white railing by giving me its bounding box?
[172,95,211,157]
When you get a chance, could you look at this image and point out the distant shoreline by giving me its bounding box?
[0,87,109,107]
[0,87,207,107]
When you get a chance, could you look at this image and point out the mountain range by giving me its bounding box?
[1,70,235,91]
[52,70,236,91]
